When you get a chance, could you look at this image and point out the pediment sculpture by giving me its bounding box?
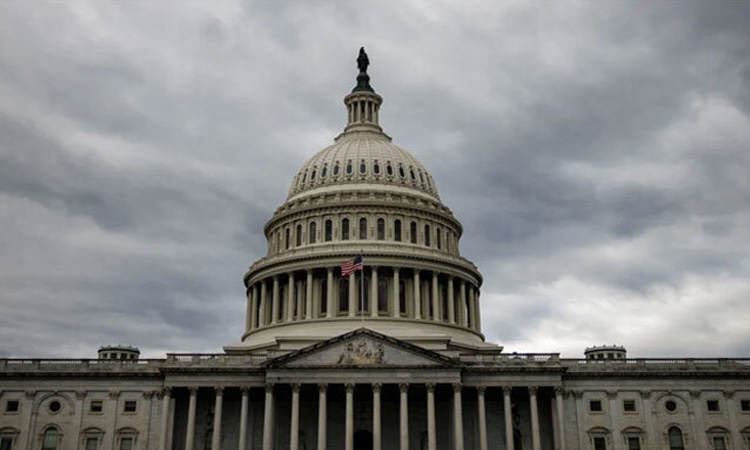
[337,337,385,365]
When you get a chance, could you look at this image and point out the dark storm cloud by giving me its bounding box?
[0,1,749,358]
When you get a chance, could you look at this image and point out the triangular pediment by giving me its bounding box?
[264,328,459,368]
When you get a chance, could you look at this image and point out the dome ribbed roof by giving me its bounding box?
[287,132,440,201]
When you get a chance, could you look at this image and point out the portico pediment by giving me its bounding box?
[264,328,459,368]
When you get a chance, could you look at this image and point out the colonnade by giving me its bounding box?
[245,267,481,334]
[162,384,567,450]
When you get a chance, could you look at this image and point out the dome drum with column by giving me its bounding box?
[230,51,497,356]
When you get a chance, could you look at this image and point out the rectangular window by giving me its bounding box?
[594,437,606,450]
[741,399,750,411]
[713,437,726,450]
[85,438,98,450]
[707,400,720,412]
[119,437,133,450]
[623,400,636,412]
[89,401,103,413]
[5,401,19,413]
[627,437,640,450]
[589,400,603,412]
[123,401,137,413]
[1,437,13,450]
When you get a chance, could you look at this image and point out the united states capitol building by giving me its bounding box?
[2,51,750,450]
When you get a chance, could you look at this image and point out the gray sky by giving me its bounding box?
[1,1,749,359]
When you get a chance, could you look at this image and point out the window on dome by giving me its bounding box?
[302,172,307,183]
[410,222,417,244]
[311,168,316,180]
[296,225,302,246]
[285,228,291,249]
[325,220,332,242]
[321,165,327,178]
[378,278,388,313]
[419,171,425,183]
[359,160,367,174]
[436,228,441,249]
[377,218,385,240]
[424,225,431,247]
[346,160,353,175]
[410,168,416,181]
[339,279,349,314]
[426,176,431,188]
[398,165,406,178]
[386,162,393,176]
[668,427,684,450]
[373,161,380,175]
[359,218,367,240]
[341,218,350,240]
[394,220,402,242]
[333,163,340,176]
[309,222,316,244]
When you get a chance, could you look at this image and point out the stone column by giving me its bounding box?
[503,387,514,450]
[306,270,314,319]
[345,384,354,450]
[447,277,455,324]
[211,388,223,450]
[725,391,743,450]
[185,387,198,450]
[271,277,280,324]
[373,384,382,450]
[290,384,300,450]
[391,267,400,317]
[555,388,566,450]
[238,388,249,450]
[260,281,268,326]
[251,286,259,330]
[287,273,296,322]
[262,384,275,450]
[250,286,255,332]
[477,387,488,450]
[348,273,357,317]
[452,384,465,450]
[529,387,541,450]
[413,270,421,319]
[607,391,621,450]
[399,384,409,450]
[317,384,327,450]
[158,388,171,450]
[459,280,467,327]
[371,266,379,317]
[326,268,334,318]
[426,384,436,450]
[431,272,439,321]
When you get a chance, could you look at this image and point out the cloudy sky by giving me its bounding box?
[1,1,749,359]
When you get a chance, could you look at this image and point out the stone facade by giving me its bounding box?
[2,54,750,450]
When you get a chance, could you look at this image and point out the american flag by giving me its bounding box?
[340,255,363,277]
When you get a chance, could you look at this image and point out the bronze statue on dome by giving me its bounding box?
[357,47,369,74]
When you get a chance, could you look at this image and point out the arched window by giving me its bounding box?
[436,227,441,249]
[410,222,417,244]
[378,278,388,312]
[325,220,332,242]
[394,220,402,242]
[295,224,302,246]
[377,218,385,240]
[310,168,316,180]
[341,219,350,241]
[424,224,431,247]
[309,222,316,244]
[321,165,328,178]
[359,160,367,174]
[398,165,406,178]
[333,162,340,176]
[373,161,380,175]
[386,162,393,176]
[339,279,349,314]
[346,160,353,175]
[41,428,59,450]
[320,279,327,315]
[668,427,684,450]
[399,280,406,315]
[359,218,367,240]
[285,228,290,249]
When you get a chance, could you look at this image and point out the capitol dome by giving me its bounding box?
[229,50,496,356]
